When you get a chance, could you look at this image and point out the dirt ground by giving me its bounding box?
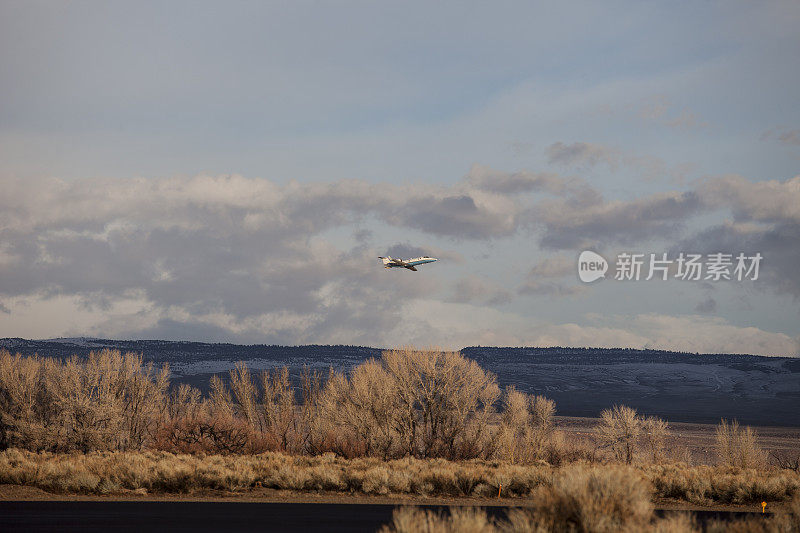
[0,483,780,514]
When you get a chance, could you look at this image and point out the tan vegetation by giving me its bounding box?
[0,448,798,507]
[641,416,669,464]
[716,418,766,469]
[0,349,168,452]
[1,346,798,516]
[598,405,641,465]
[505,465,654,532]
[0,347,509,461]
[379,476,800,532]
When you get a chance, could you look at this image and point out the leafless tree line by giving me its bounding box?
[0,347,764,466]
[0,349,168,452]
[0,347,553,459]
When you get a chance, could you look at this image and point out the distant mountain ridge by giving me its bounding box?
[0,337,791,362]
[2,338,798,426]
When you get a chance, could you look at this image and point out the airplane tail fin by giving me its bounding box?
[378,256,391,265]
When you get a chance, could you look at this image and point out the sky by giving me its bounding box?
[1,1,799,356]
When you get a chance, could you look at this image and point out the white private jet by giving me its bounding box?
[378,256,438,271]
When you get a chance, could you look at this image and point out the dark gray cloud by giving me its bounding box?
[676,174,800,298]
[465,164,573,195]
[533,190,701,250]
[677,222,800,299]
[695,296,717,314]
[387,193,519,240]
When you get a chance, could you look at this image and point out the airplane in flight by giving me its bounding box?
[378,256,438,271]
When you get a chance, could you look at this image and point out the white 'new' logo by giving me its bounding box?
[578,251,608,283]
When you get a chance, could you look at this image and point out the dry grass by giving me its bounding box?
[1,448,798,508]
[506,464,654,532]
[380,494,800,533]
[3,344,798,526]
[0,448,553,497]
[645,463,800,505]
[380,507,496,533]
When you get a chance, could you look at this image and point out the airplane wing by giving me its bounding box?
[404,265,418,271]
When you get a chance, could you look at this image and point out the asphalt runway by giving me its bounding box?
[0,501,770,532]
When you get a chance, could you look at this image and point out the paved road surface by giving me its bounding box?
[0,501,769,532]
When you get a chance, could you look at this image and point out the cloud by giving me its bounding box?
[0,168,557,343]
[388,192,520,239]
[762,128,800,146]
[527,173,799,256]
[448,275,512,306]
[533,190,701,249]
[466,164,573,195]
[392,301,797,356]
[637,96,708,129]
[595,313,797,356]
[518,280,585,297]
[695,174,800,224]
[0,174,457,343]
[546,142,619,170]
[664,110,707,130]
[518,255,585,296]
[385,243,463,263]
[678,221,800,299]
[1,168,798,347]
[638,96,670,121]
[680,175,800,298]
[695,296,717,314]
[546,141,693,182]
[527,255,575,278]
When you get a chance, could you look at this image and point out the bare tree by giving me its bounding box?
[208,374,235,419]
[230,362,261,432]
[715,419,764,468]
[168,383,203,420]
[382,348,500,460]
[299,365,325,454]
[260,366,299,451]
[640,416,668,464]
[0,352,54,450]
[497,387,530,463]
[320,360,399,458]
[118,353,169,449]
[598,405,641,464]
[496,387,557,463]
[528,395,556,458]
